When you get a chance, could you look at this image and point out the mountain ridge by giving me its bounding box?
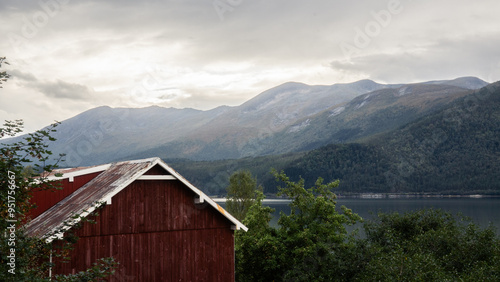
[169,80,500,195]
[2,76,489,167]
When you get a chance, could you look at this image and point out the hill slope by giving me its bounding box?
[274,81,500,194]
[128,78,484,161]
[251,83,473,155]
[125,79,393,160]
[171,81,500,195]
[3,77,488,169]
[21,78,396,166]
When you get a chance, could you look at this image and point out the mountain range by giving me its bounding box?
[171,79,500,195]
[13,76,486,166]
[4,76,498,195]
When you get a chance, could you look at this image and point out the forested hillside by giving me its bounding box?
[172,81,500,195]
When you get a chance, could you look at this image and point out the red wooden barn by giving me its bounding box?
[25,157,247,281]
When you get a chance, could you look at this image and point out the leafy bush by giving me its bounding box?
[358,209,500,280]
[235,189,500,281]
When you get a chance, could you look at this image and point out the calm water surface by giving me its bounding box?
[220,198,500,233]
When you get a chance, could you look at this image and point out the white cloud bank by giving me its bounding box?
[0,0,499,132]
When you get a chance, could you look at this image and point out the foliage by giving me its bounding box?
[0,118,117,280]
[1,119,64,230]
[235,170,362,281]
[236,196,500,281]
[0,228,50,281]
[235,190,280,282]
[273,170,362,281]
[0,57,9,88]
[0,120,65,281]
[53,257,118,282]
[225,170,262,221]
[232,169,500,280]
[357,209,500,280]
[281,143,391,193]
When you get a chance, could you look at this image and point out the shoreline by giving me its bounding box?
[212,193,500,202]
[336,193,500,199]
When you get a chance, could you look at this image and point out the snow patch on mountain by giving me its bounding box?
[398,86,412,96]
[329,106,345,117]
[287,119,311,133]
[355,101,367,109]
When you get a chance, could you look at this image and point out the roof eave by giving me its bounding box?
[29,157,248,241]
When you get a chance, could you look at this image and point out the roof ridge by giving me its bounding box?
[25,157,247,242]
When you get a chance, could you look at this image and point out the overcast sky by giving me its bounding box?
[1,0,500,133]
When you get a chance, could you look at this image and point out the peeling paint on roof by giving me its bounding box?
[24,157,247,242]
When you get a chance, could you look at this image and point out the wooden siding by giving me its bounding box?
[28,172,102,219]
[53,180,235,281]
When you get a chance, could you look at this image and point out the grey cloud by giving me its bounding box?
[34,0,365,65]
[6,69,92,100]
[0,0,43,12]
[330,33,500,83]
[2,0,500,135]
[33,80,92,100]
[8,69,37,82]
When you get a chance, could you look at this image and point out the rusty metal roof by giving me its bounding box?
[24,157,247,242]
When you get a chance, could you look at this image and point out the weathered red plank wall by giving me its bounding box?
[53,180,235,281]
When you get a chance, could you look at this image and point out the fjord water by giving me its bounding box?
[260,198,500,233]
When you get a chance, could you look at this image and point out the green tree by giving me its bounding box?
[1,120,118,281]
[1,59,117,281]
[273,170,361,281]
[226,170,261,221]
[235,190,280,282]
[235,170,361,281]
[1,120,63,281]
